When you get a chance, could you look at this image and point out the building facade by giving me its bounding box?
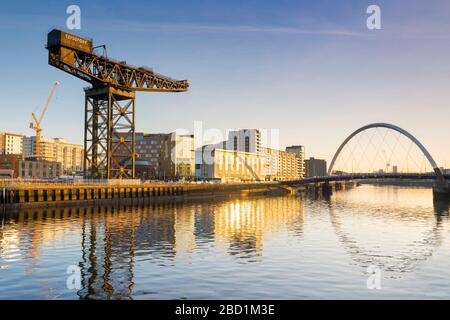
[118,132,195,179]
[305,157,327,177]
[0,132,24,155]
[0,154,22,178]
[18,160,62,179]
[169,133,196,179]
[199,147,266,182]
[285,145,305,178]
[23,136,83,174]
[262,147,301,181]
[196,129,303,182]
[227,129,262,154]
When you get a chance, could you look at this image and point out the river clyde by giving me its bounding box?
[0,185,449,299]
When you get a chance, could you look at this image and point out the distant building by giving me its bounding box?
[0,132,24,155]
[198,147,266,182]
[119,158,153,180]
[286,145,305,178]
[227,129,262,154]
[392,165,398,174]
[262,147,301,181]
[23,136,83,174]
[0,154,22,178]
[196,129,302,181]
[131,133,168,178]
[169,133,196,179]
[305,157,327,177]
[18,160,62,179]
[118,132,195,179]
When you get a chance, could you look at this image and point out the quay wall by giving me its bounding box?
[0,183,290,209]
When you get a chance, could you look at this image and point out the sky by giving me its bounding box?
[0,0,449,167]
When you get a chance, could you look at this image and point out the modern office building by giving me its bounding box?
[118,132,195,179]
[196,129,302,182]
[132,133,168,178]
[0,132,24,155]
[304,157,327,177]
[23,136,83,174]
[198,147,266,182]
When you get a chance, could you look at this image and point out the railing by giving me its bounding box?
[0,178,143,188]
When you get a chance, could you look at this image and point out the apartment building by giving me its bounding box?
[262,147,301,181]
[286,145,305,178]
[0,132,24,155]
[23,136,83,174]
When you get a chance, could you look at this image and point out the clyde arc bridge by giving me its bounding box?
[283,123,450,198]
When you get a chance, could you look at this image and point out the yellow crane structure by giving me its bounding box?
[30,81,59,161]
[46,29,189,179]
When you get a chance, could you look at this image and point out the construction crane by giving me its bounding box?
[30,81,59,161]
[46,29,189,179]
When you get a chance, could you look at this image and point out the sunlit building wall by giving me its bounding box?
[0,132,24,155]
[286,145,305,178]
[262,147,301,181]
[23,136,83,173]
[200,147,266,182]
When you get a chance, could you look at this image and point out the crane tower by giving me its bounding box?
[46,29,189,179]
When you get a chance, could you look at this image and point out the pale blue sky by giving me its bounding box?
[0,0,449,166]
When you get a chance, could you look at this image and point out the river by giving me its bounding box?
[0,185,449,299]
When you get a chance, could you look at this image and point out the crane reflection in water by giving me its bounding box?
[0,187,449,299]
[0,197,305,299]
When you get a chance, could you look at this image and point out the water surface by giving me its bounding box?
[1,185,449,299]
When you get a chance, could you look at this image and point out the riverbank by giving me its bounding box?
[0,182,291,210]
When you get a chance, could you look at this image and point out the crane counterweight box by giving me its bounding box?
[47,29,93,54]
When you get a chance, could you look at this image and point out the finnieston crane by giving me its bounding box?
[46,29,189,179]
[30,81,59,161]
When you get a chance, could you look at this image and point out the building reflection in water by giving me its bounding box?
[0,196,305,299]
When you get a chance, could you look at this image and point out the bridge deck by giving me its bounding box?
[285,173,450,186]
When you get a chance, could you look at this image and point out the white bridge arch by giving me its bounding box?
[327,123,445,182]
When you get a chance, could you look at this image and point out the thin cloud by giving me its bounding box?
[103,20,366,37]
[163,23,364,36]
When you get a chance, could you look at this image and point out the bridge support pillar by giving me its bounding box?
[433,181,450,199]
[321,182,333,196]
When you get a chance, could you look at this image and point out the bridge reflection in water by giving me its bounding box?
[308,186,449,276]
[1,186,449,299]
